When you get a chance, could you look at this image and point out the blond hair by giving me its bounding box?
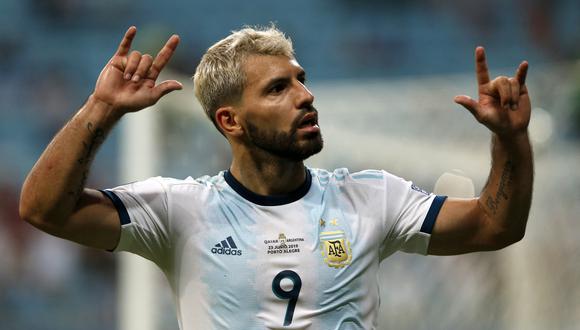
[193,25,295,132]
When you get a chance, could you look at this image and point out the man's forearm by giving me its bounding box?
[20,95,121,225]
[479,132,534,242]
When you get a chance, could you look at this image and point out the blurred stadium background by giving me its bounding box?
[1,0,579,329]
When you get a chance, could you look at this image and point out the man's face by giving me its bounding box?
[236,54,323,161]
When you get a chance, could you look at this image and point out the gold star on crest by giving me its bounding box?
[319,218,326,227]
[330,219,338,226]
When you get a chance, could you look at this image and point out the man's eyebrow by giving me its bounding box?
[262,69,307,92]
[263,76,291,90]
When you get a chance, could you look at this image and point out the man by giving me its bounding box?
[20,26,533,329]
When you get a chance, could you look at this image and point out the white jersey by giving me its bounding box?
[102,168,446,330]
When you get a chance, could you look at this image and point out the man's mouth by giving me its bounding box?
[298,113,318,129]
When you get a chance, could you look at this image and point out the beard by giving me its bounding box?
[244,115,323,162]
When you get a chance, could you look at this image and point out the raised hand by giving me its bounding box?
[454,47,530,138]
[93,26,183,114]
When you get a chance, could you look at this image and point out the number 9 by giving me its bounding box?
[272,270,302,326]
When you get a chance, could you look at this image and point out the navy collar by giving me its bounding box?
[224,168,312,206]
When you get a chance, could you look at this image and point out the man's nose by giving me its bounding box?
[296,81,314,109]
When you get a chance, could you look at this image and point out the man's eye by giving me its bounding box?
[270,84,286,93]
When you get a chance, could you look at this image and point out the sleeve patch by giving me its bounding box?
[420,195,447,234]
[100,189,131,226]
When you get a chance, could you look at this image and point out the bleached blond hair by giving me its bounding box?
[193,25,295,132]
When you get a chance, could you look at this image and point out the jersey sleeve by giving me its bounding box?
[381,171,447,257]
[100,177,170,266]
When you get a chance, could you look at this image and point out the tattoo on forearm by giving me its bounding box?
[485,160,515,216]
[68,122,105,197]
[77,122,105,165]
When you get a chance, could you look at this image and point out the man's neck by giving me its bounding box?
[229,155,307,196]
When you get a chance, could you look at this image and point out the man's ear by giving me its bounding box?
[215,106,243,137]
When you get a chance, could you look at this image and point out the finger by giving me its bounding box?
[454,95,480,118]
[132,54,153,82]
[147,35,180,80]
[515,60,528,86]
[509,78,520,110]
[115,26,137,57]
[124,50,142,80]
[493,77,512,110]
[152,80,183,100]
[475,46,491,86]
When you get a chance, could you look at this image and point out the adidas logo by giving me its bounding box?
[211,236,243,256]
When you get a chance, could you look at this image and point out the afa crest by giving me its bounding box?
[320,230,352,268]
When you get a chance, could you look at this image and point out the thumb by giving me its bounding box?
[153,80,183,100]
[454,95,480,117]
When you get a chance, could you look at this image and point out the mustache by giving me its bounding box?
[303,104,317,113]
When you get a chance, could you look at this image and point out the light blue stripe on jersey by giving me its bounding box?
[199,192,262,330]
[200,241,260,329]
[350,170,384,181]
[310,172,370,330]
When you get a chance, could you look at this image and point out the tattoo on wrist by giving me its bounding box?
[485,160,514,215]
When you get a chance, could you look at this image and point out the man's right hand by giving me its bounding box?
[92,26,183,114]
[20,26,184,250]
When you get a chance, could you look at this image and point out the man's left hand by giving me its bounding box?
[454,47,530,139]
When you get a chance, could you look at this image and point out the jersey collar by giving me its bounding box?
[224,168,312,206]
